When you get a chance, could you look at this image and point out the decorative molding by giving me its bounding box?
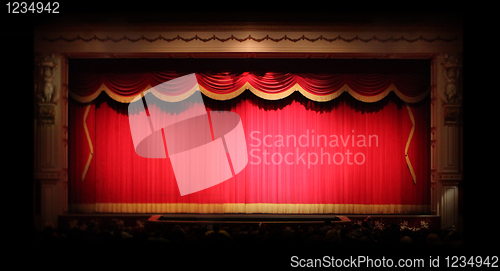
[35,54,59,125]
[441,55,462,104]
[440,54,462,126]
[430,141,437,171]
[35,54,59,104]
[431,172,437,183]
[42,34,459,44]
[430,127,437,141]
[430,184,437,214]
[35,21,463,56]
[439,173,462,185]
[443,104,461,125]
[34,171,61,180]
[37,103,56,124]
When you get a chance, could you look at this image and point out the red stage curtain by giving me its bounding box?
[68,59,430,214]
[69,92,430,214]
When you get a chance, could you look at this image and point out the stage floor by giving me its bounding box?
[149,214,353,223]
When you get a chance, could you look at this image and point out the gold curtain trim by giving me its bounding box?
[69,82,430,104]
[82,104,93,182]
[199,82,248,101]
[405,104,417,185]
[69,203,430,214]
[70,84,149,104]
[148,83,201,103]
[71,83,204,104]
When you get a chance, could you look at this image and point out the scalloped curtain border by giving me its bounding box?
[69,81,429,104]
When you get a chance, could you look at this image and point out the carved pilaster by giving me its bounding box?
[35,54,59,125]
[430,57,439,215]
[441,54,462,126]
[34,54,61,171]
[33,53,66,229]
[432,53,463,230]
[36,54,59,103]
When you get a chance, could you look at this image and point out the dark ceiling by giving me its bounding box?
[31,8,463,28]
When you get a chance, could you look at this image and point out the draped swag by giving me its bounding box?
[68,58,430,214]
[69,59,430,104]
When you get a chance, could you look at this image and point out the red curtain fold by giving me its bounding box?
[67,59,430,214]
[194,72,249,94]
[296,73,346,95]
[70,71,429,102]
[69,92,430,213]
[69,60,430,103]
[68,101,96,206]
[150,71,193,92]
[343,73,392,96]
[393,73,432,98]
[246,72,298,94]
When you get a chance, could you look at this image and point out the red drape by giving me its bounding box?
[69,59,430,103]
[69,92,430,214]
[68,59,430,214]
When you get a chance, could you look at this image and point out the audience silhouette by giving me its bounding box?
[32,216,464,253]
